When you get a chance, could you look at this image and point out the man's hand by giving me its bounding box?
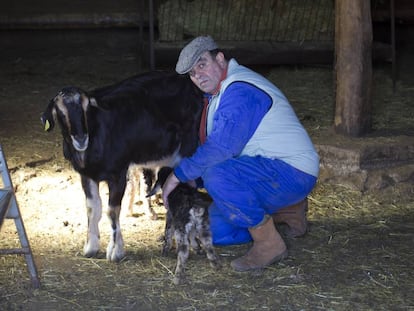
[161,172,180,210]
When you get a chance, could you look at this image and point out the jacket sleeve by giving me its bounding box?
[174,82,272,182]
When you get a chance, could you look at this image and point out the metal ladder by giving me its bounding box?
[0,144,40,288]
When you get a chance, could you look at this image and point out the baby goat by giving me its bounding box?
[148,167,221,285]
[126,165,158,220]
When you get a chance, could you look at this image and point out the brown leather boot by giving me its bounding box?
[272,198,308,238]
[231,216,288,272]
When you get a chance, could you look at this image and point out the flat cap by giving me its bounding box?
[175,36,218,74]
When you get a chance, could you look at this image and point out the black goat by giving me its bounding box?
[149,167,221,285]
[41,71,203,262]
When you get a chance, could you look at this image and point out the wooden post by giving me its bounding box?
[334,0,373,136]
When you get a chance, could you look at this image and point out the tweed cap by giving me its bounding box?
[175,36,218,74]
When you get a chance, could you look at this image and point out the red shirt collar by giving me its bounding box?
[211,67,228,96]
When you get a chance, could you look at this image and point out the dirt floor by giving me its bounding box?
[0,29,413,310]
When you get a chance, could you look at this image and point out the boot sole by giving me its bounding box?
[231,249,288,272]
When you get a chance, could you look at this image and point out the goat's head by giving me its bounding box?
[41,87,98,152]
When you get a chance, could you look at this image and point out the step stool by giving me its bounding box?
[0,144,40,288]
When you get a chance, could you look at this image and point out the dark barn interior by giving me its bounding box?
[0,1,413,310]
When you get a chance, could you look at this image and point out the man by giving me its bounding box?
[162,36,319,272]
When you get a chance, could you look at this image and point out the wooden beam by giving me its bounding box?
[334,0,373,136]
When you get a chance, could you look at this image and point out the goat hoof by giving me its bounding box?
[106,246,125,262]
[162,245,174,257]
[211,259,222,269]
[84,250,98,258]
[83,245,99,258]
[173,275,185,285]
[107,252,125,263]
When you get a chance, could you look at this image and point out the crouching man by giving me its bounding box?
[162,36,319,272]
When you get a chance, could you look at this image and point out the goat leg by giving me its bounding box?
[106,178,126,262]
[81,176,102,258]
[173,230,190,285]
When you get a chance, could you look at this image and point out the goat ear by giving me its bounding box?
[41,99,57,132]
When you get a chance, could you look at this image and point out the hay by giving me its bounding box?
[1,173,413,310]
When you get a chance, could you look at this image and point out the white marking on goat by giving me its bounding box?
[81,94,90,134]
[84,179,102,257]
[55,96,71,133]
[106,204,125,262]
[71,134,89,152]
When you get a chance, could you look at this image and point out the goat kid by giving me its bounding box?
[149,167,221,285]
[126,165,159,220]
[41,72,202,262]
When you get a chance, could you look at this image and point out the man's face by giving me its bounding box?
[188,51,226,94]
